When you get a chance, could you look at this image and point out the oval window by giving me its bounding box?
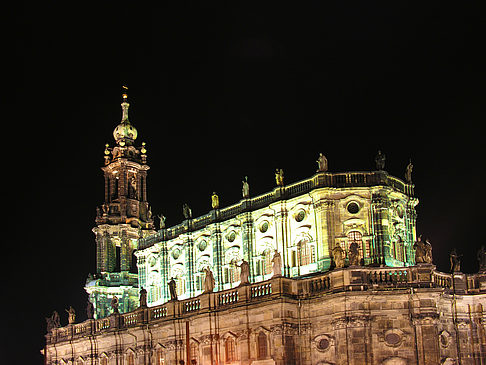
[347,202,360,214]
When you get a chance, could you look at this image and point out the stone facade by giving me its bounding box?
[45,265,486,364]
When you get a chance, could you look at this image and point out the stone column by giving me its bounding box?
[160,242,170,302]
[240,212,255,282]
[184,235,195,297]
[120,230,130,272]
[312,197,334,272]
[210,223,224,291]
[371,191,390,266]
[273,202,290,277]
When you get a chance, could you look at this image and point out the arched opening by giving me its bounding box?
[225,337,236,362]
[257,332,268,359]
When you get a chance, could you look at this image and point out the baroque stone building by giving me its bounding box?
[44,95,486,365]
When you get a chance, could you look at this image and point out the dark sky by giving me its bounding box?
[8,2,486,364]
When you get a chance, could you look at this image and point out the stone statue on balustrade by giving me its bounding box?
[46,310,60,331]
[211,192,219,209]
[272,250,282,277]
[478,246,486,272]
[183,203,192,219]
[238,259,250,285]
[242,176,250,198]
[157,214,166,229]
[111,296,119,314]
[405,160,413,184]
[168,277,178,301]
[413,236,433,264]
[332,245,345,269]
[317,153,328,172]
[275,169,284,186]
[348,241,360,266]
[450,249,462,273]
[86,300,94,319]
[139,287,147,308]
[203,267,216,293]
[66,306,76,324]
[375,150,386,171]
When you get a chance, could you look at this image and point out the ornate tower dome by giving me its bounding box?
[113,91,138,146]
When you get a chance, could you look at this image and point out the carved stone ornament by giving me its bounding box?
[381,329,405,347]
[439,330,451,348]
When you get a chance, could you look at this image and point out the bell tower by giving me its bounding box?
[85,90,155,318]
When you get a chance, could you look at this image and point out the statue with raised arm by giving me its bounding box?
[317,153,328,172]
[203,267,216,293]
[375,150,386,171]
[238,259,250,285]
[139,287,148,307]
[405,160,413,183]
[450,249,462,273]
[424,238,433,264]
[168,277,178,301]
[242,176,250,198]
[211,192,219,209]
[157,214,166,229]
[275,169,284,186]
[478,246,486,272]
[86,300,94,319]
[111,296,119,314]
[332,245,345,269]
[66,306,76,324]
[272,250,282,277]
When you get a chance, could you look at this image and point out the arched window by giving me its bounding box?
[263,249,272,275]
[127,352,135,365]
[225,337,236,362]
[100,357,108,365]
[190,342,198,363]
[156,350,165,365]
[257,332,268,359]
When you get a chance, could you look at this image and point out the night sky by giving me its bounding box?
[9,2,485,364]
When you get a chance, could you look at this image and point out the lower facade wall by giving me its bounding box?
[46,289,486,365]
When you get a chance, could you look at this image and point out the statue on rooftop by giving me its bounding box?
[478,246,486,272]
[111,296,119,314]
[275,169,284,186]
[183,203,192,219]
[332,245,345,269]
[46,311,60,331]
[157,214,166,229]
[238,259,250,285]
[211,192,219,209]
[348,241,360,266]
[375,150,386,170]
[242,176,250,198]
[413,236,432,264]
[317,153,328,172]
[203,267,216,293]
[450,249,462,273]
[168,277,178,301]
[139,287,147,307]
[66,306,76,324]
[405,160,413,183]
[272,250,282,277]
[86,300,94,319]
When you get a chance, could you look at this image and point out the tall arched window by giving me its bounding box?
[156,350,165,365]
[257,332,268,359]
[100,356,108,365]
[190,343,198,363]
[263,249,272,275]
[225,337,236,362]
[127,352,135,365]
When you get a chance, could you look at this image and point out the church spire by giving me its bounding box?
[121,85,129,122]
[113,85,138,146]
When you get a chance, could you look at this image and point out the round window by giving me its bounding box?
[396,205,404,218]
[259,221,269,233]
[317,338,330,351]
[295,210,306,222]
[227,231,236,242]
[148,256,157,267]
[384,333,401,346]
[198,240,207,251]
[347,202,360,214]
[172,248,181,259]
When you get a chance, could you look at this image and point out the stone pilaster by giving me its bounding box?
[210,222,224,291]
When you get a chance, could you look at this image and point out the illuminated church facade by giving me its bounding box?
[44,95,486,365]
